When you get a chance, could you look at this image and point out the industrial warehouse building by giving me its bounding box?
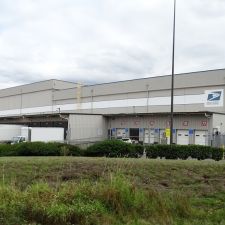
[0,68,225,146]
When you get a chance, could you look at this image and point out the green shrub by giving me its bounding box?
[0,142,82,157]
[145,145,158,159]
[60,146,70,156]
[62,144,83,156]
[85,140,144,158]
[132,144,145,158]
[145,144,224,161]
[0,144,17,156]
[176,145,190,160]
[14,142,58,156]
[212,147,224,161]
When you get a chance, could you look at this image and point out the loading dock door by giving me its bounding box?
[144,129,149,144]
[116,128,126,138]
[195,130,207,146]
[177,130,189,145]
[144,129,155,144]
[130,128,139,141]
[150,129,155,144]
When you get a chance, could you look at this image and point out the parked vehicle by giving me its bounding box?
[11,127,65,144]
[121,138,133,144]
[0,125,26,144]
[121,138,139,144]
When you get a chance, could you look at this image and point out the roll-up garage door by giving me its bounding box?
[195,130,207,146]
[116,128,126,138]
[144,129,149,144]
[144,129,155,144]
[177,130,189,145]
[150,129,155,144]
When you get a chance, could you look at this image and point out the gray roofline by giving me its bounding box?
[56,68,225,91]
[1,67,225,92]
[0,79,78,92]
[0,111,220,120]
[84,67,225,88]
[104,111,218,117]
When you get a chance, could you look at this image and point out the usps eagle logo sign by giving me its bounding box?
[205,90,224,107]
[207,92,222,101]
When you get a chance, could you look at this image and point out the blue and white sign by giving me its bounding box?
[154,128,159,133]
[205,89,224,107]
[207,92,222,101]
[189,129,194,135]
[139,128,144,133]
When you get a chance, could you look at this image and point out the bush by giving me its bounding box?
[0,140,223,161]
[0,142,82,157]
[146,144,224,161]
[85,140,144,158]
[133,144,145,158]
[212,147,224,161]
[0,144,18,156]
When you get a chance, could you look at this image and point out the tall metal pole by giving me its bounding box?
[170,0,176,145]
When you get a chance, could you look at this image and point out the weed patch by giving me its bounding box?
[0,157,225,224]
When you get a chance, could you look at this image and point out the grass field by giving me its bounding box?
[0,157,225,225]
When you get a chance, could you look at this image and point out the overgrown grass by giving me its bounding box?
[0,157,225,224]
[1,173,221,225]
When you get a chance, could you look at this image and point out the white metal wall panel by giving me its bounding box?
[22,90,52,108]
[69,115,107,143]
[0,71,225,119]
[0,95,21,110]
[213,114,225,134]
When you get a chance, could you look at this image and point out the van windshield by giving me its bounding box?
[12,137,20,142]
[12,137,25,143]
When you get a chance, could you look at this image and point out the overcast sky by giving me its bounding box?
[0,0,225,89]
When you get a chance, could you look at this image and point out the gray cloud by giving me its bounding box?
[0,0,225,89]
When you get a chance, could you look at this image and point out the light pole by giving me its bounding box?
[170,0,176,145]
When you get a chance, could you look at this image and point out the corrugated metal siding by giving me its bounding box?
[53,70,225,100]
[0,90,53,111]
[52,83,225,115]
[69,115,107,143]
[108,115,210,130]
[22,90,52,108]
[0,70,225,116]
[213,114,225,134]
[0,80,54,97]
[0,95,21,110]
